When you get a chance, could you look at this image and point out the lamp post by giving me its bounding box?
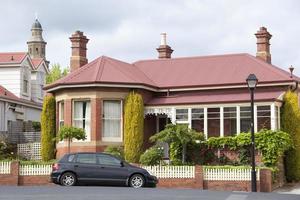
[246,74,258,192]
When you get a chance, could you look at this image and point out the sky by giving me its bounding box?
[1,0,300,75]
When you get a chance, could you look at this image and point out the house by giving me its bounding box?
[45,28,299,158]
[0,19,49,133]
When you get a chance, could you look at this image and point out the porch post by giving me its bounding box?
[236,105,240,135]
[171,107,176,124]
[204,107,208,139]
[270,103,276,130]
[254,105,258,133]
[220,107,224,137]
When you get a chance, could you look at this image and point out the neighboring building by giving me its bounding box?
[0,19,49,132]
[45,28,299,158]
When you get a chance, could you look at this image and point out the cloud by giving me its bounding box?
[0,0,300,75]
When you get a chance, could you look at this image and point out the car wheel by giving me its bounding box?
[60,172,77,186]
[129,174,145,188]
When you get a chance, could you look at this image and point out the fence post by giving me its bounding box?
[10,161,20,186]
[195,165,203,189]
[259,169,272,192]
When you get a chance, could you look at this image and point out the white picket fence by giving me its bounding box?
[19,164,52,176]
[142,165,195,178]
[0,162,11,174]
[203,167,260,181]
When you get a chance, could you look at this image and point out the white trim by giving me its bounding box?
[254,105,258,133]
[0,97,42,110]
[188,108,192,129]
[204,107,208,139]
[46,82,295,93]
[270,103,276,130]
[220,107,224,137]
[72,99,91,142]
[171,107,176,124]
[236,106,240,135]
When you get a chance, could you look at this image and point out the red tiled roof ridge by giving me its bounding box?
[133,53,250,64]
[0,85,19,99]
[0,52,28,64]
[95,57,106,81]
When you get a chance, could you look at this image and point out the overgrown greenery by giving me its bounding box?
[281,90,300,181]
[139,146,164,166]
[205,129,293,167]
[124,91,144,163]
[32,121,41,131]
[150,124,204,164]
[104,145,124,159]
[46,63,68,84]
[0,135,17,160]
[57,126,86,153]
[41,95,56,161]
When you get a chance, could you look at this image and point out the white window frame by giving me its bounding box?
[23,74,29,95]
[72,99,91,142]
[58,101,64,129]
[102,100,123,142]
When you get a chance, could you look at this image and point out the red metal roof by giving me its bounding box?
[146,88,285,106]
[0,52,27,64]
[31,58,43,69]
[0,85,19,100]
[49,56,157,88]
[45,53,298,91]
[134,53,297,89]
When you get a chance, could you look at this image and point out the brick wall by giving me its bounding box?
[0,162,273,192]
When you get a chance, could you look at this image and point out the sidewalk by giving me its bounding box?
[274,183,300,195]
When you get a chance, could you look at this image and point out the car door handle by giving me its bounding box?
[74,165,79,168]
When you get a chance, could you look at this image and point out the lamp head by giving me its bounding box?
[246,74,258,89]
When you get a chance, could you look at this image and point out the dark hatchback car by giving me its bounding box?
[51,152,158,188]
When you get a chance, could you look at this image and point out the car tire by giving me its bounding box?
[129,174,145,188]
[60,172,77,186]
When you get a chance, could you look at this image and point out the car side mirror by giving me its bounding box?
[120,161,124,167]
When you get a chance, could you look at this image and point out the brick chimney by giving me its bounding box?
[255,27,272,64]
[156,33,173,59]
[70,31,89,72]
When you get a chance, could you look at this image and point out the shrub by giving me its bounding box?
[0,135,17,160]
[139,147,163,165]
[124,91,144,163]
[32,121,41,131]
[281,90,300,181]
[41,95,56,161]
[104,145,124,159]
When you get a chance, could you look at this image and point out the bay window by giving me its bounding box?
[207,108,220,137]
[224,107,237,136]
[73,100,91,141]
[58,101,64,129]
[102,100,122,142]
[191,108,204,133]
[257,105,271,130]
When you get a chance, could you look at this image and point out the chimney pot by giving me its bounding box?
[255,27,272,64]
[157,33,173,59]
[69,31,89,72]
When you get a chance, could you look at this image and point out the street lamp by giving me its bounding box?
[246,74,258,192]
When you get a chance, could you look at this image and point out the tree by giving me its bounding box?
[124,91,144,163]
[41,95,56,161]
[150,124,204,164]
[46,63,68,84]
[281,90,300,181]
[57,126,86,153]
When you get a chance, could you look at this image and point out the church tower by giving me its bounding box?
[27,18,47,61]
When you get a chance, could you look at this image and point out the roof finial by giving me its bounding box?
[35,12,38,20]
[289,65,294,78]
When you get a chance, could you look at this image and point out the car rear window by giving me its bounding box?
[59,154,75,163]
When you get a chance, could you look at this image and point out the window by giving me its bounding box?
[76,154,96,164]
[97,154,121,166]
[257,105,271,131]
[102,100,122,141]
[23,75,28,94]
[192,108,204,133]
[176,109,188,122]
[207,108,220,137]
[240,106,252,133]
[224,107,237,136]
[73,100,91,141]
[58,101,64,128]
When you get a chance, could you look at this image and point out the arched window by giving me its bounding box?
[36,48,39,54]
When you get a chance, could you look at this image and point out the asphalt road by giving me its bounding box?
[0,186,299,200]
